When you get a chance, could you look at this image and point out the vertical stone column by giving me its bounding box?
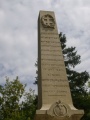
[35,11,84,120]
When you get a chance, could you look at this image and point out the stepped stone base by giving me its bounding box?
[35,114,83,120]
[35,101,84,120]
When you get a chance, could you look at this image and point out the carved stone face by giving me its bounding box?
[41,14,55,28]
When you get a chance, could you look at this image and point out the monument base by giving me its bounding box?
[35,101,84,120]
[34,114,83,120]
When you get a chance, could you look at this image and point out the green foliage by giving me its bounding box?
[34,62,38,85]
[0,77,36,120]
[22,88,36,120]
[59,32,81,68]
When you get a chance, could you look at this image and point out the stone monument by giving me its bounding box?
[35,11,84,120]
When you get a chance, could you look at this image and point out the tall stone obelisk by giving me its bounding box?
[35,11,84,120]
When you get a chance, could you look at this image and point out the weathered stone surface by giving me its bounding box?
[35,10,84,120]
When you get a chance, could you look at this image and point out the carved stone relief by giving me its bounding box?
[41,14,55,28]
[47,100,68,117]
[53,101,67,117]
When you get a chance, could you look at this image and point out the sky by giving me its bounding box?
[0,0,90,93]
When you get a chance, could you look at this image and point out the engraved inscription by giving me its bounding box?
[43,90,67,93]
[42,84,68,87]
[42,68,64,71]
[41,45,60,47]
[42,79,67,82]
[41,58,63,61]
[41,49,61,52]
[42,63,64,66]
[41,54,62,56]
[41,32,58,34]
[41,40,60,44]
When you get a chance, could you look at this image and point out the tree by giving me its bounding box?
[0,77,36,120]
[59,32,90,120]
[0,76,26,120]
[22,88,36,120]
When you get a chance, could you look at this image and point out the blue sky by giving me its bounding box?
[0,0,90,92]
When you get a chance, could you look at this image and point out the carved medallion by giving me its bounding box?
[53,101,67,117]
[41,14,55,28]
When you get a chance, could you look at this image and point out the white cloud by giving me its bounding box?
[0,0,90,92]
